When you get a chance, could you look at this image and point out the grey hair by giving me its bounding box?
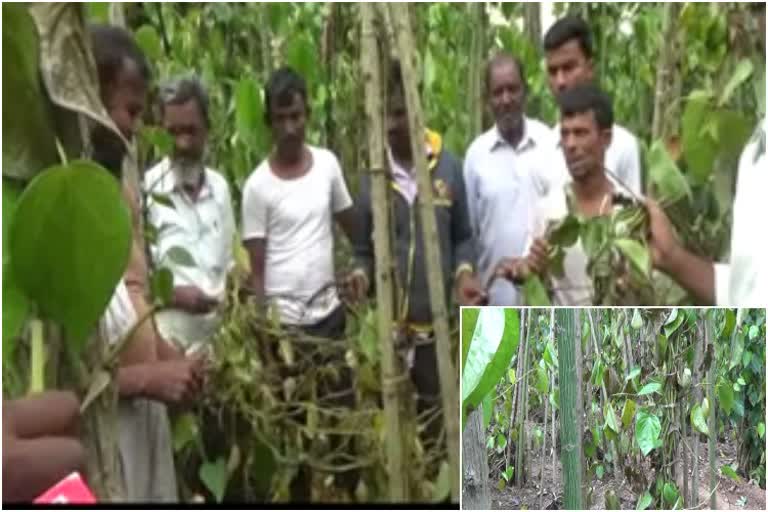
[158,75,210,127]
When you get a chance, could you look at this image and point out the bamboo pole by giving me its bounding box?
[360,3,407,501]
[386,5,459,501]
[556,309,583,509]
[466,2,485,139]
[515,310,531,486]
[706,316,717,510]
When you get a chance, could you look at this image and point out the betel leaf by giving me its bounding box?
[717,378,735,415]
[604,403,620,434]
[626,367,641,381]
[621,399,637,429]
[462,309,520,412]
[523,275,551,306]
[134,24,162,62]
[461,308,480,372]
[631,309,643,330]
[482,392,493,431]
[646,140,691,203]
[664,308,683,337]
[199,456,228,503]
[10,161,132,352]
[719,59,754,107]
[720,464,741,483]
[636,491,653,510]
[636,409,661,456]
[682,95,718,183]
[2,3,59,181]
[690,404,709,436]
[662,482,679,507]
[615,239,651,278]
[638,382,662,396]
[235,77,264,147]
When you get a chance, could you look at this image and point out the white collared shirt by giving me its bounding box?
[552,122,643,196]
[464,117,557,306]
[144,158,235,349]
[715,117,767,306]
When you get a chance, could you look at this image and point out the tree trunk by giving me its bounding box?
[462,405,491,510]
[387,5,459,501]
[360,3,407,501]
[556,309,583,510]
[691,318,704,505]
[466,2,486,139]
[651,2,683,141]
[574,309,585,497]
[706,316,718,510]
[508,310,526,468]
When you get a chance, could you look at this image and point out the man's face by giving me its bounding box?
[163,99,207,166]
[560,111,611,181]
[268,92,307,159]
[488,60,525,135]
[387,90,411,157]
[92,58,147,173]
[546,39,595,95]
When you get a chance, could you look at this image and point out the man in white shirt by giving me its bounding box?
[144,77,235,354]
[464,53,555,306]
[241,67,363,500]
[544,16,643,196]
[494,84,633,306]
[646,3,766,307]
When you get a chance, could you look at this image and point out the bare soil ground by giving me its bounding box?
[489,420,766,510]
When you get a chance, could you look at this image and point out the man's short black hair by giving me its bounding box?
[484,52,528,95]
[558,84,613,130]
[159,76,210,128]
[89,24,151,87]
[264,67,308,124]
[543,16,594,59]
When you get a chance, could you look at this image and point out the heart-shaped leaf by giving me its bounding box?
[199,456,228,503]
[10,161,132,352]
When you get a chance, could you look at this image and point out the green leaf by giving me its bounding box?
[647,140,691,203]
[501,465,514,482]
[3,179,29,364]
[757,423,765,439]
[682,97,718,182]
[461,308,480,372]
[548,214,581,248]
[141,126,174,158]
[10,161,132,350]
[462,309,520,411]
[151,268,174,306]
[543,341,558,369]
[495,433,507,454]
[2,3,58,180]
[664,309,683,337]
[615,239,651,278]
[690,404,709,435]
[285,34,317,84]
[621,399,637,429]
[357,308,379,364]
[173,412,200,452]
[631,309,643,329]
[604,403,619,434]
[535,364,549,395]
[166,246,196,267]
[626,367,641,381]
[748,325,758,340]
[134,25,162,62]
[235,77,264,147]
[638,382,662,396]
[432,461,451,503]
[719,59,754,107]
[85,3,110,22]
[721,309,736,340]
[636,491,653,510]
[717,379,735,415]
[720,464,741,483]
[199,456,228,503]
[596,464,605,479]
[523,275,551,306]
[663,482,679,507]
[636,409,661,456]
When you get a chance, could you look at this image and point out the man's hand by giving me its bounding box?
[142,355,207,404]
[645,198,681,273]
[173,285,219,314]
[494,257,531,284]
[3,391,86,503]
[456,270,488,306]
[527,238,550,275]
[341,269,369,304]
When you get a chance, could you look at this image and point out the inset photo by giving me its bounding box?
[461,308,766,510]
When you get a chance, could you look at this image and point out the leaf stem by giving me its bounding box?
[28,318,45,394]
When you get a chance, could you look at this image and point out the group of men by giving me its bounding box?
[4,6,765,504]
